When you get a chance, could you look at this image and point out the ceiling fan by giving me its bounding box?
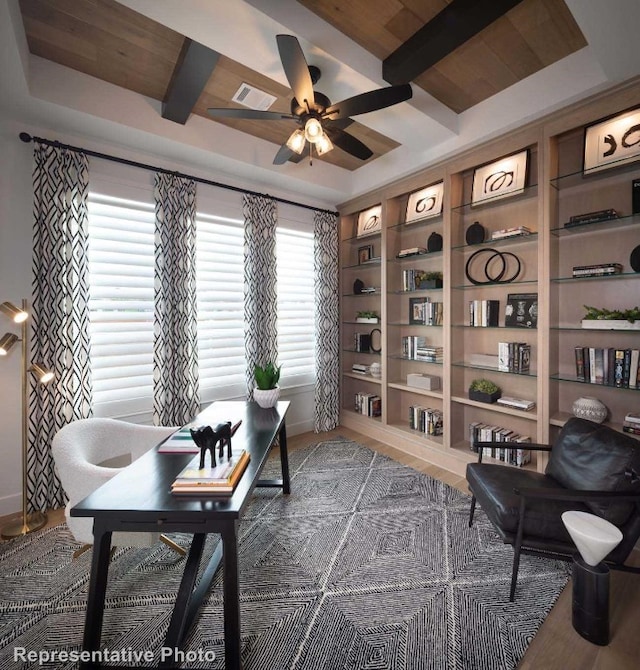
[207,35,413,165]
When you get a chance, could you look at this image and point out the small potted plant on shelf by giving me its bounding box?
[581,305,640,330]
[416,271,443,289]
[356,310,379,323]
[253,362,281,408]
[469,378,501,404]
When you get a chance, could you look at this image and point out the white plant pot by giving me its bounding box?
[253,387,280,409]
[581,319,640,330]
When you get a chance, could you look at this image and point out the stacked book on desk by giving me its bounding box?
[171,450,250,495]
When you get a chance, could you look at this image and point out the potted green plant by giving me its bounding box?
[469,378,501,404]
[416,270,443,289]
[356,310,379,323]
[253,362,281,408]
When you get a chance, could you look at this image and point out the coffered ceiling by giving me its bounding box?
[2,0,640,206]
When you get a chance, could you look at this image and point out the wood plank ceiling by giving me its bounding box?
[18,0,586,170]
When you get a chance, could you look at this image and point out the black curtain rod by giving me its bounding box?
[18,132,337,216]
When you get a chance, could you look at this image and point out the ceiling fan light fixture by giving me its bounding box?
[304,117,323,143]
[286,128,306,154]
[315,132,334,156]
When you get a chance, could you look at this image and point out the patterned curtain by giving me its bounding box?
[153,173,200,426]
[243,194,278,394]
[30,142,92,512]
[313,210,340,432]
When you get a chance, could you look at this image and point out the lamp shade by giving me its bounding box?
[0,302,28,323]
[315,132,334,156]
[0,332,19,355]
[29,363,54,384]
[286,129,306,154]
[304,117,323,143]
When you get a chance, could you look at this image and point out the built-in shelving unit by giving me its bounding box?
[338,79,640,477]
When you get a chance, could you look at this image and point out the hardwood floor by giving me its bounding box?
[2,425,639,669]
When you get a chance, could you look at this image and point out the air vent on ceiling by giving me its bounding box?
[231,83,277,111]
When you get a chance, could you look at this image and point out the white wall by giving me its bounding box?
[0,116,318,517]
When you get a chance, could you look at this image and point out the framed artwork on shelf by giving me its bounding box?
[471,149,528,206]
[504,293,538,328]
[358,244,373,264]
[405,182,444,223]
[356,205,382,238]
[409,297,428,325]
[583,106,640,174]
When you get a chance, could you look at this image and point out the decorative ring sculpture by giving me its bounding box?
[465,248,521,285]
[369,328,382,353]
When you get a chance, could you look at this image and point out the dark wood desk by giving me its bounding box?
[71,400,290,670]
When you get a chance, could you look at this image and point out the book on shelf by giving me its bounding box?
[409,405,443,435]
[574,348,639,388]
[496,396,536,411]
[504,293,538,328]
[497,342,531,373]
[623,423,640,436]
[572,262,622,278]
[351,363,370,375]
[409,297,443,325]
[354,391,381,417]
[468,422,531,466]
[171,449,250,495]
[490,226,531,240]
[397,247,427,258]
[625,412,640,425]
[469,299,499,327]
[565,209,619,227]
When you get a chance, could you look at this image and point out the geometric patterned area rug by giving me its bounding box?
[0,437,570,669]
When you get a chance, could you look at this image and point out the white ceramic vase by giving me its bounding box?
[572,396,608,423]
[253,387,280,409]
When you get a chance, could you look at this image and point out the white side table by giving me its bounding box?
[562,510,623,645]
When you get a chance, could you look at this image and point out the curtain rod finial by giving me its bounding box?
[19,132,32,143]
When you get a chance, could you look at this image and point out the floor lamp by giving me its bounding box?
[0,299,54,539]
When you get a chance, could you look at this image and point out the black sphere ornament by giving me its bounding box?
[427,232,443,252]
[466,221,485,245]
[630,245,640,272]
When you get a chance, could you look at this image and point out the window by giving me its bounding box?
[87,193,155,417]
[196,212,246,401]
[277,227,315,386]
[87,186,317,418]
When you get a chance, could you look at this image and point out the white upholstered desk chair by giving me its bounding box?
[52,418,186,558]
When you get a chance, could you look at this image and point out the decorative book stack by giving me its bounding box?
[171,450,250,495]
[623,413,640,436]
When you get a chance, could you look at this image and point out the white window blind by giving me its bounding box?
[196,213,246,400]
[87,193,155,416]
[277,227,315,386]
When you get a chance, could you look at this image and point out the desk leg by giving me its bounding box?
[159,533,207,668]
[278,421,291,495]
[80,521,112,669]
[222,521,241,670]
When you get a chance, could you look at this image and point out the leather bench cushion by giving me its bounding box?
[546,417,640,525]
[467,462,590,542]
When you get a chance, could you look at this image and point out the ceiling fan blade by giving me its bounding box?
[273,143,296,165]
[325,127,373,160]
[323,83,412,121]
[208,108,295,121]
[273,143,307,165]
[276,34,316,111]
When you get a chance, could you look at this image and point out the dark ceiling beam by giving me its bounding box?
[162,38,220,124]
[383,0,525,85]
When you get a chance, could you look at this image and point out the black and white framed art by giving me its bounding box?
[471,149,528,206]
[405,182,444,223]
[583,106,640,174]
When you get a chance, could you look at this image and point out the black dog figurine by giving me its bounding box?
[190,422,233,469]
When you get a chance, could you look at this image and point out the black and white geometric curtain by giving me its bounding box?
[153,173,200,426]
[30,142,92,512]
[313,210,340,432]
[243,194,278,394]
